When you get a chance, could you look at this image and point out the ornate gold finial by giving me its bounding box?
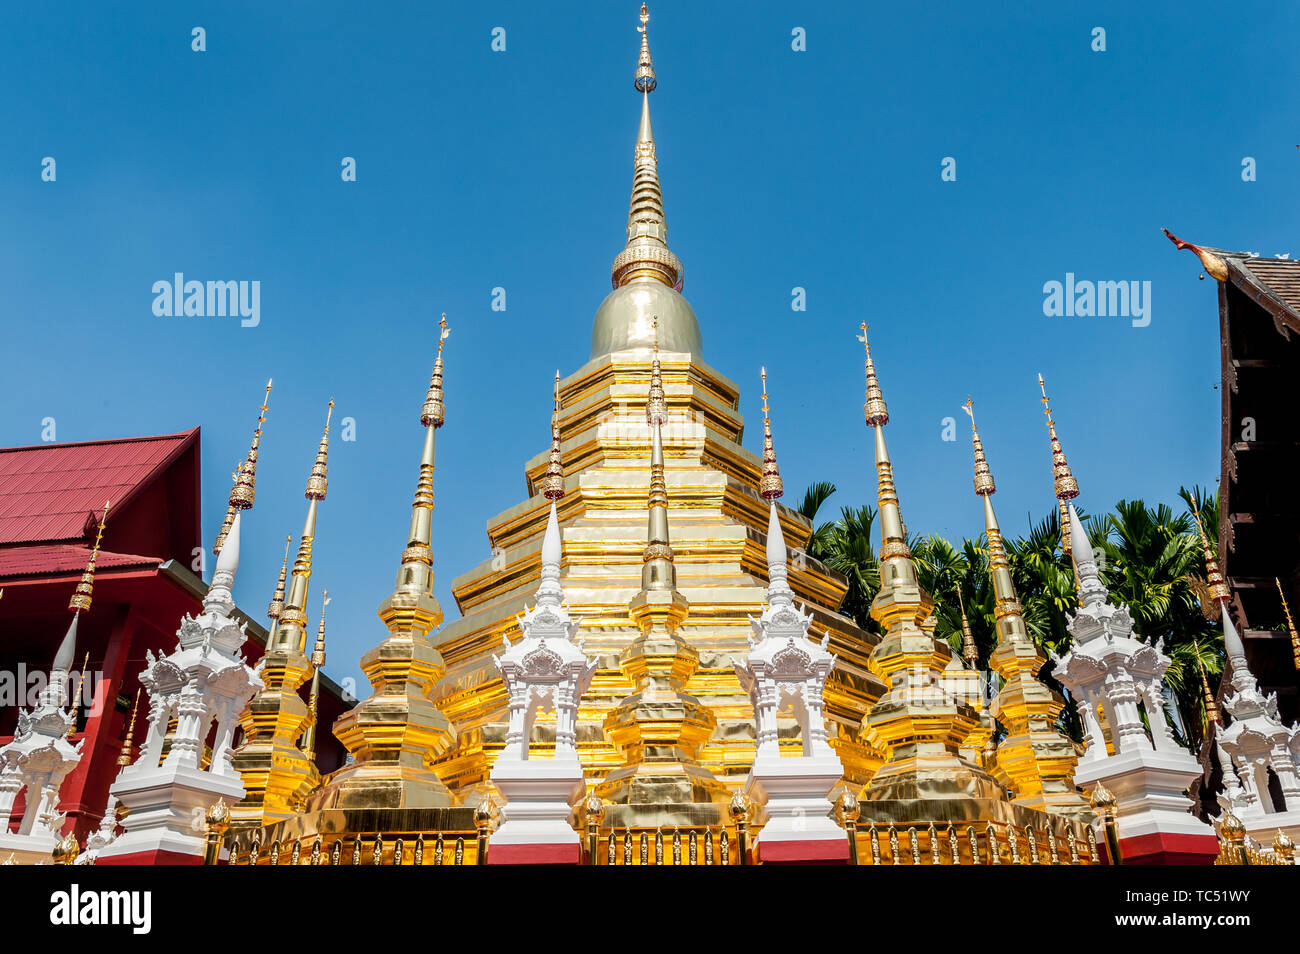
[268,534,291,623]
[758,366,783,500]
[311,590,329,670]
[1191,506,1230,603]
[421,316,450,428]
[1193,639,1220,727]
[1163,228,1230,282]
[216,379,273,553]
[958,592,979,669]
[540,370,566,500]
[1276,578,1300,671]
[635,3,656,93]
[611,5,681,290]
[646,317,668,425]
[857,322,889,426]
[118,687,141,766]
[1089,781,1116,811]
[69,500,110,613]
[206,796,230,828]
[963,399,996,497]
[306,400,335,500]
[52,831,80,865]
[1219,809,1245,838]
[1037,374,1079,555]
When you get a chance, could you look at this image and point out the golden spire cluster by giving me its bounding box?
[68,500,110,614]
[422,315,450,428]
[1276,578,1300,671]
[758,366,783,500]
[1193,639,1220,728]
[215,379,272,553]
[958,592,979,669]
[117,688,141,767]
[612,3,682,290]
[1037,374,1079,556]
[540,370,566,500]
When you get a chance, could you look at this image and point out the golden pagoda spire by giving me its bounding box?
[1193,639,1221,728]
[964,398,1091,821]
[1037,374,1080,557]
[1276,578,1300,671]
[540,370,565,500]
[215,378,272,553]
[231,400,333,828]
[611,3,682,291]
[118,688,141,767]
[267,534,291,627]
[641,318,677,594]
[758,366,783,500]
[302,590,329,762]
[1191,506,1230,605]
[307,327,457,814]
[68,500,110,614]
[958,592,979,670]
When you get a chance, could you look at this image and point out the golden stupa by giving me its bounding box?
[227,4,1101,865]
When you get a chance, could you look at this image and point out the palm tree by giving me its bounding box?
[796,481,839,562]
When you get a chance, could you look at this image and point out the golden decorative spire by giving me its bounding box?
[859,322,889,426]
[302,590,329,761]
[1193,639,1220,727]
[758,366,783,500]
[118,688,141,767]
[1037,374,1079,556]
[274,400,334,651]
[68,500,110,613]
[966,398,1090,820]
[1191,506,1230,604]
[958,592,979,669]
[421,315,450,428]
[1276,578,1300,671]
[216,379,272,553]
[611,3,682,291]
[642,318,676,591]
[268,534,291,625]
[540,370,566,500]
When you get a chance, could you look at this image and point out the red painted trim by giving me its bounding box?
[486,842,582,865]
[97,847,207,866]
[757,838,850,864]
[1116,831,1220,866]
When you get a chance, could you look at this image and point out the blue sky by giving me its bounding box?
[2,2,1296,692]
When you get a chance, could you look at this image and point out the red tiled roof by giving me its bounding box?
[0,545,160,580]
[0,431,197,545]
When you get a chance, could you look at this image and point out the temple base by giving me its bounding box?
[487,756,584,864]
[745,750,849,864]
[1075,747,1214,864]
[96,762,245,865]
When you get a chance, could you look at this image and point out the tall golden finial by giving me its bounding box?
[1037,374,1079,556]
[273,401,334,651]
[306,400,335,500]
[69,500,110,613]
[858,322,889,426]
[1193,639,1220,727]
[958,592,979,669]
[758,366,783,500]
[118,688,141,766]
[641,316,677,589]
[303,590,329,761]
[216,378,273,553]
[612,3,681,290]
[70,651,90,717]
[540,370,566,500]
[422,315,450,428]
[268,534,291,624]
[1190,506,1230,604]
[1276,578,1300,671]
[962,399,995,497]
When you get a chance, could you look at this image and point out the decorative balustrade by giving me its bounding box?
[848,820,1100,866]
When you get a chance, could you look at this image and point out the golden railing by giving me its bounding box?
[586,826,749,865]
[1211,812,1296,866]
[233,830,482,866]
[845,819,1101,865]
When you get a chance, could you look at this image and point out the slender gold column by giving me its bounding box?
[231,401,333,828]
[964,399,1091,821]
[1036,375,1079,559]
[308,318,457,811]
[596,323,729,825]
[857,325,998,809]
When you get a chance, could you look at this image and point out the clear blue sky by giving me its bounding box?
[2,2,1296,693]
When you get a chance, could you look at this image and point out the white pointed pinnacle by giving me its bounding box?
[205,510,242,614]
[764,500,794,608]
[1067,502,1108,606]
